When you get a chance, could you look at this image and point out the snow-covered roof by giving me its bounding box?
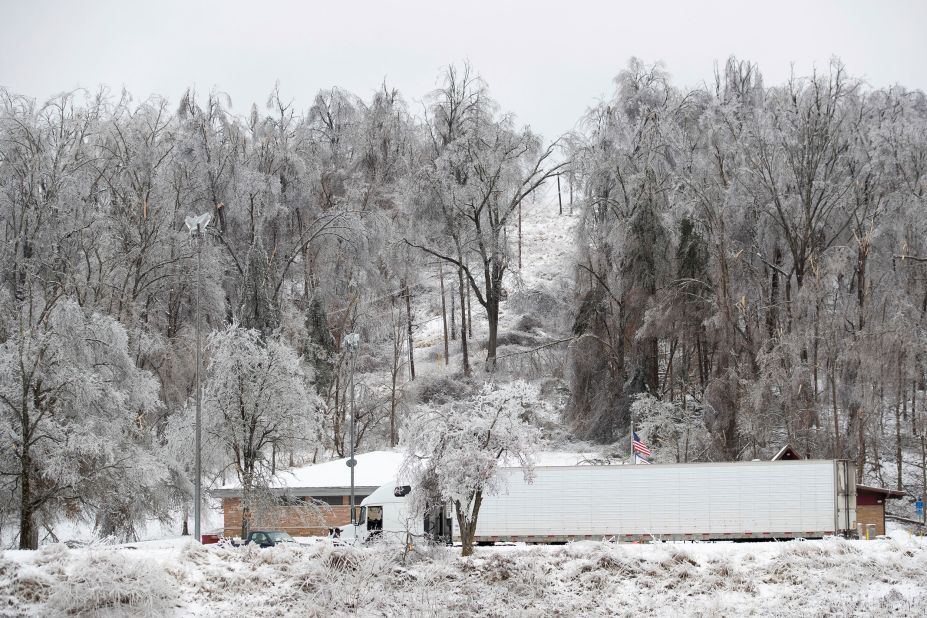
[214,451,603,496]
[771,445,802,461]
[214,451,405,495]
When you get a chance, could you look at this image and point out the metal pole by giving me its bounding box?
[349,350,356,524]
[630,414,636,465]
[194,225,203,543]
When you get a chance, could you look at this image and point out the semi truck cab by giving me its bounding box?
[342,481,451,545]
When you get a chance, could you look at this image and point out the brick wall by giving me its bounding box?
[222,497,355,538]
[857,504,885,537]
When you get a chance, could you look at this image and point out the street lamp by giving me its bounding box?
[343,332,360,525]
[185,212,212,543]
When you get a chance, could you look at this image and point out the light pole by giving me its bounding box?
[343,332,360,525]
[185,212,212,542]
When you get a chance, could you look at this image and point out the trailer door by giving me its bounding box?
[835,460,856,535]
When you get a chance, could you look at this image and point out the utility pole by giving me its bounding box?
[185,212,212,543]
[344,332,360,525]
[195,228,202,543]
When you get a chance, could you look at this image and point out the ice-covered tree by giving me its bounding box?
[567,58,676,441]
[631,394,710,463]
[201,325,320,538]
[0,300,162,549]
[408,65,565,372]
[401,381,541,556]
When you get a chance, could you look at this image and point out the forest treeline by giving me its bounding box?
[568,59,926,494]
[1,58,925,548]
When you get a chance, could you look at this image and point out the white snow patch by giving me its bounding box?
[3,535,925,616]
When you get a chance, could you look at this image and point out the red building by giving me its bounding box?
[856,485,905,537]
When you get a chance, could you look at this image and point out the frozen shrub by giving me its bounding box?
[324,548,360,573]
[0,560,55,606]
[414,375,475,404]
[480,554,515,582]
[46,552,179,617]
[492,330,543,348]
[515,314,544,333]
[33,543,69,566]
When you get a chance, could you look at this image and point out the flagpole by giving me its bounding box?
[630,413,635,465]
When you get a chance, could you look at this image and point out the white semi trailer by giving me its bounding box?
[347,459,856,544]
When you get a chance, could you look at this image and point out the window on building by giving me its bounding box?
[307,496,343,506]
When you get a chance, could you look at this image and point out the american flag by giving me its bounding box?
[632,432,652,457]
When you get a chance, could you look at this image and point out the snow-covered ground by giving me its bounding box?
[3,533,925,616]
[409,198,578,377]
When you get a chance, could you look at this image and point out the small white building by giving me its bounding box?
[214,451,404,537]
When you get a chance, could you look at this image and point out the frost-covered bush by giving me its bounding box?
[46,551,179,616]
[413,374,476,405]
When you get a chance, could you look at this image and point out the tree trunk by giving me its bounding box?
[390,302,401,448]
[812,302,819,402]
[766,245,781,338]
[19,445,37,550]
[485,297,499,372]
[18,393,38,550]
[389,363,398,448]
[695,337,706,390]
[831,360,840,458]
[389,297,402,447]
[857,241,868,330]
[913,379,918,436]
[921,435,926,525]
[557,173,563,216]
[439,263,449,365]
[466,278,472,339]
[665,339,677,401]
[241,472,253,540]
[644,336,659,393]
[405,284,415,380]
[457,265,470,376]
[450,285,457,341]
[856,405,866,482]
[455,490,484,557]
[896,389,904,491]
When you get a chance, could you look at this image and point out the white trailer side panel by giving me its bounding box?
[458,460,850,541]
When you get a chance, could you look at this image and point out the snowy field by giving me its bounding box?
[2,534,925,617]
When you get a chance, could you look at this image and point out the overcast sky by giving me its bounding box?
[1,0,925,141]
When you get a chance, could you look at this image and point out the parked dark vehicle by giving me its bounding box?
[234,530,297,548]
